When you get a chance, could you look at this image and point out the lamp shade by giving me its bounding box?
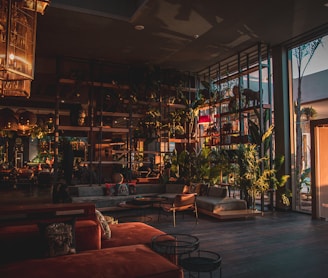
[0,108,18,130]
[24,0,50,15]
[17,110,37,135]
[18,110,37,126]
[198,115,211,124]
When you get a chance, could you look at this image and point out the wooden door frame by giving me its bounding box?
[310,118,328,219]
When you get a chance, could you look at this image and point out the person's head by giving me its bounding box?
[112,173,124,184]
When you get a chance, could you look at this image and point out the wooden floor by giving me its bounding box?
[1,188,327,278]
[111,208,328,278]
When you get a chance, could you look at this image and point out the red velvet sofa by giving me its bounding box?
[0,203,183,278]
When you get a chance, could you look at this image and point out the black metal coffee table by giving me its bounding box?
[151,233,200,264]
[180,250,222,277]
[118,196,166,222]
[133,196,167,206]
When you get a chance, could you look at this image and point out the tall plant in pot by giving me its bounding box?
[238,126,290,209]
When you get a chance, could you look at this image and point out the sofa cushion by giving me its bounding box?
[104,183,116,196]
[136,183,165,195]
[196,196,247,212]
[74,220,101,251]
[105,183,136,196]
[38,218,76,258]
[77,186,105,197]
[207,186,228,198]
[101,222,165,248]
[165,184,185,194]
[0,224,42,263]
[72,195,136,208]
[0,244,183,278]
[128,183,137,195]
[0,220,101,263]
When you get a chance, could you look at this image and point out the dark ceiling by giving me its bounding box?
[3,0,327,109]
[36,0,328,73]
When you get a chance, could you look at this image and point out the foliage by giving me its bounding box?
[299,167,311,191]
[135,107,161,141]
[238,124,290,208]
[248,108,272,147]
[301,106,317,120]
[30,117,55,139]
[167,109,190,136]
[292,39,323,80]
[207,148,236,185]
[170,146,238,186]
[238,143,290,208]
[189,147,211,183]
[169,148,209,183]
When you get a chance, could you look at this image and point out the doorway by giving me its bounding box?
[311,119,328,220]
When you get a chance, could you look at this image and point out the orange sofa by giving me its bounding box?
[0,203,183,278]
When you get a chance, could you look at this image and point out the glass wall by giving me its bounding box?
[289,34,328,213]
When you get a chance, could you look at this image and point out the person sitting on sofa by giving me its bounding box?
[111,173,129,196]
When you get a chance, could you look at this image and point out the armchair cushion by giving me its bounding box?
[161,193,196,212]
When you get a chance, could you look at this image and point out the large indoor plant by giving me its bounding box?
[238,126,290,209]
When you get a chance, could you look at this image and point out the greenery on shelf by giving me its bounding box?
[168,146,237,186]
[207,148,236,185]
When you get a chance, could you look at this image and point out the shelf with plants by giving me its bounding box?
[196,42,272,148]
[195,42,276,210]
[51,57,201,182]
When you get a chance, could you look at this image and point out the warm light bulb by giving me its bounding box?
[9,53,15,60]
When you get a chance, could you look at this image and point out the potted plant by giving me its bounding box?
[238,126,290,210]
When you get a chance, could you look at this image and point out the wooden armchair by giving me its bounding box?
[159,193,198,227]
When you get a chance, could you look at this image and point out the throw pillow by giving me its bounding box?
[104,183,116,196]
[38,218,76,258]
[104,215,119,224]
[95,210,111,239]
[128,183,137,195]
[115,183,129,196]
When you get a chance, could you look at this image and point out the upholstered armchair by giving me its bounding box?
[159,193,198,227]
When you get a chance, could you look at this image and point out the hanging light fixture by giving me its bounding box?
[17,109,37,135]
[0,107,18,130]
[0,0,50,97]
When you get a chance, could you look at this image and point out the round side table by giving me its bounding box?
[180,250,222,278]
[151,233,200,265]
